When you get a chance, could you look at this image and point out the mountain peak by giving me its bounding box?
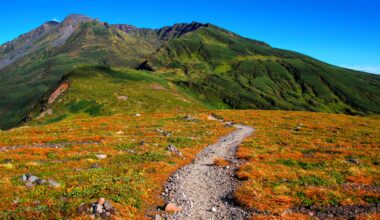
[62,14,93,25]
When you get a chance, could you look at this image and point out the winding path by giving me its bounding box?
[163,116,254,219]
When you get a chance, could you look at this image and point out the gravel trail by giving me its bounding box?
[163,116,254,220]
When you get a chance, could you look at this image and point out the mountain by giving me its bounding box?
[0,14,379,129]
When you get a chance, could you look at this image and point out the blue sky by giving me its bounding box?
[1,0,379,73]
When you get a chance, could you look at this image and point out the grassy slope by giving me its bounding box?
[29,66,204,125]
[217,110,380,218]
[0,21,159,130]
[148,25,380,114]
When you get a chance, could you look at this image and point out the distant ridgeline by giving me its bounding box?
[0,14,379,129]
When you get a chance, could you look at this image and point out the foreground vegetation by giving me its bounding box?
[0,112,232,219]
[217,110,380,219]
[0,110,378,219]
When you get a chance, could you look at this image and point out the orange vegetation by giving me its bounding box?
[216,110,380,216]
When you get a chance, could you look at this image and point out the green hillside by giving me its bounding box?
[0,14,379,130]
[145,25,380,114]
[29,66,204,126]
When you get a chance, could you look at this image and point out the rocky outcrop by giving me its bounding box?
[48,81,70,104]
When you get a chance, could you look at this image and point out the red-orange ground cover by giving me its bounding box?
[0,112,232,219]
[216,110,380,218]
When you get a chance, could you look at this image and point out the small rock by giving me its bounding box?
[21,174,28,182]
[103,200,115,213]
[48,179,61,188]
[91,164,100,168]
[28,175,39,183]
[135,113,141,117]
[224,122,233,127]
[184,115,197,121]
[115,131,124,135]
[155,214,162,220]
[127,150,135,154]
[95,154,107,159]
[117,95,128,100]
[281,209,292,216]
[347,158,360,165]
[77,203,91,214]
[34,179,46,185]
[25,182,34,188]
[167,144,182,156]
[211,207,217,212]
[165,203,182,212]
[98,198,105,205]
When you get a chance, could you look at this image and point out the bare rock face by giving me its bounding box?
[48,81,70,104]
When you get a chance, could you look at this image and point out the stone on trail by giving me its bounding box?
[165,203,182,212]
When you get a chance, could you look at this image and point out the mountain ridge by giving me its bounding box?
[0,14,379,130]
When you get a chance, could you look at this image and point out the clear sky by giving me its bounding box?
[1,0,379,73]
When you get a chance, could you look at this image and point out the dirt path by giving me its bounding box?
[163,116,254,220]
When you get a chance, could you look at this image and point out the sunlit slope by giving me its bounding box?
[0,18,158,129]
[147,25,380,114]
[29,66,204,125]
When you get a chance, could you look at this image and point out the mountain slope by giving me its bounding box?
[143,25,380,114]
[0,14,379,130]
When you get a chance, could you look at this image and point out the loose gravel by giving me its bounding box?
[163,116,254,220]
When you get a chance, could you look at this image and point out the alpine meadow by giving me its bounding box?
[0,11,379,220]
